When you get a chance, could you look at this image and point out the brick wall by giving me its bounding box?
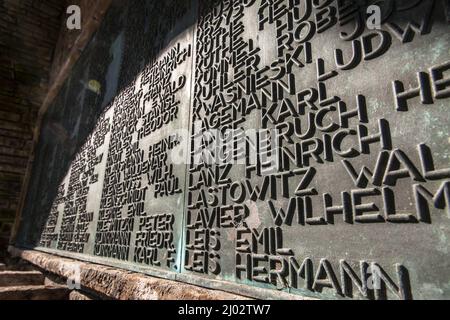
[0,0,66,251]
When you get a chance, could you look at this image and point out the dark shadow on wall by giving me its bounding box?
[15,0,198,247]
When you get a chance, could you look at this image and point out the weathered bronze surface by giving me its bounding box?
[15,0,450,300]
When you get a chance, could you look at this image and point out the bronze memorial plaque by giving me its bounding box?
[15,0,450,300]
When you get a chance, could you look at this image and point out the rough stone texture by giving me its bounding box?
[0,285,70,300]
[9,247,251,300]
[0,270,44,287]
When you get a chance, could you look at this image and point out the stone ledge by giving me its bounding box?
[0,270,44,287]
[8,247,250,300]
